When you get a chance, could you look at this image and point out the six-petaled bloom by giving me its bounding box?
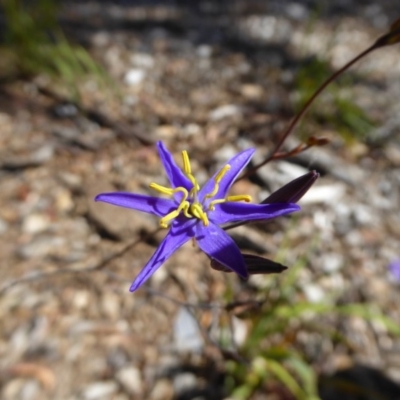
[95,142,300,292]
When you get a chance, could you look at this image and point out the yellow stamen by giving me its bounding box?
[182,150,198,189]
[153,149,252,229]
[159,209,181,228]
[149,183,190,227]
[181,202,192,218]
[150,183,189,203]
[208,199,223,210]
[149,183,175,196]
[226,195,252,202]
[158,200,192,228]
[205,165,231,199]
[190,203,209,226]
[175,187,189,202]
[182,151,191,174]
[208,194,252,210]
[215,165,231,183]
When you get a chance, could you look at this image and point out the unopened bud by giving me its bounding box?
[307,136,330,147]
[374,16,400,47]
[262,170,319,204]
[210,254,287,275]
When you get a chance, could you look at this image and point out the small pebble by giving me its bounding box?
[173,373,197,395]
[124,69,146,86]
[209,104,242,121]
[82,381,118,400]
[22,214,51,234]
[115,366,142,396]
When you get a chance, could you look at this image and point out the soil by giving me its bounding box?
[1,1,400,399]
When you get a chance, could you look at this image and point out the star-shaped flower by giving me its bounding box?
[95,142,300,292]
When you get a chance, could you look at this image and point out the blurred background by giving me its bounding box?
[0,1,400,399]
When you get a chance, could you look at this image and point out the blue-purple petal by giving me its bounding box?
[130,219,196,291]
[209,202,300,225]
[199,148,255,202]
[157,141,192,190]
[195,223,248,278]
[95,192,175,217]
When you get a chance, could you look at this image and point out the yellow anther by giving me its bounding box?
[190,203,209,226]
[150,183,189,205]
[208,194,252,211]
[215,165,231,184]
[208,199,224,210]
[182,150,191,175]
[190,203,202,219]
[158,199,192,228]
[188,176,199,190]
[205,165,231,199]
[150,183,190,227]
[182,150,200,191]
[154,149,247,229]
[149,183,175,196]
[226,195,252,202]
[174,187,189,202]
[181,202,192,218]
[159,209,181,228]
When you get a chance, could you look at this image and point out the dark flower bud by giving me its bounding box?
[374,16,400,48]
[262,170,319,204]
[210,254,287,275]
[307,136,330,147]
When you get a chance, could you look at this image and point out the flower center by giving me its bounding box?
[150,150,251,228]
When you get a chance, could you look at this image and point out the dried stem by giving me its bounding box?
[240,42,379,179]
[0,229,161,296]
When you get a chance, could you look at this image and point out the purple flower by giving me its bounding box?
[95,142,300,292]
[389,260,400,281]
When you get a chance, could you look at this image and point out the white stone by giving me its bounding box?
[0,217,8,235]
[352,204,376,225]
[18,236,66,259]
[130,53,155,69]
[2,379,25,400]
[286,2,308,20]
[214,145,238,164]
[32,145,54,163]
[149,379,173,400]
[232,316,248,346]
[115,366,142,396]
[22,214,51,234]
[209,104,242,121]
[174,307,203,353]
[82,381,118,400]
[92,31,110,47]
[299,184,346,205]
[196,45,213,58]
[303,283,325,303]
[183,123,201,137]
[322,253,344,273]
[124,69,146,86]
[173,372,197,395]
[277,161,309,180]
[55,188,73,212]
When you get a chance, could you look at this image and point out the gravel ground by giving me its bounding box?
[1,1,400,399]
